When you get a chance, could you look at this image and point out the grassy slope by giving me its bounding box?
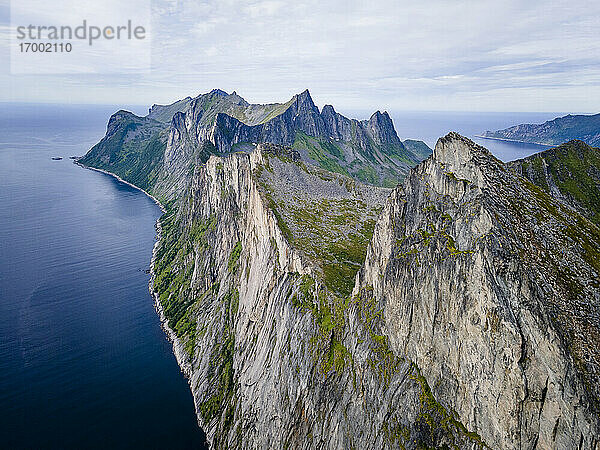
[292,131,418,188]
[510,140,600,224]
[255,152,385,297]
[78,114,168,192]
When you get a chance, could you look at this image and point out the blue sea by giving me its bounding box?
[0,104,207,449]
[388,110,560,159]
[0,103,561,448]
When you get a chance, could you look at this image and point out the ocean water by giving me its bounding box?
[0,104,207,449]
[0,103,564,449]
[388,110,561,160]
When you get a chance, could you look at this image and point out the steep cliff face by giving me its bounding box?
[152,143,487,449]
[508,140,600,225]
[357,133,600,449]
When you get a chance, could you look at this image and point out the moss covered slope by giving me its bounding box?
[509,140,600,224]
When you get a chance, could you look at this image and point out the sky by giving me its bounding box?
[0,0,599,112]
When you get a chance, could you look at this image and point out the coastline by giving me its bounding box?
[150,222,203,428]
[74,161,167,213]
[474,135,554,147]
[74,160,203,429]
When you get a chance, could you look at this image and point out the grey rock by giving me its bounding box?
[357,132,600,449]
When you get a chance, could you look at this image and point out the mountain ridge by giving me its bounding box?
[79,89,432,201]
[481,112,600,147]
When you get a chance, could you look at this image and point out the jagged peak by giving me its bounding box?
[207,88,229,97]
[295,88,312,99]
[369,110,391,121]
[434,132,492,160]
[321,104,336,116]
[367,110,400,144]
[292,89,318,112]
[428,132,502,188]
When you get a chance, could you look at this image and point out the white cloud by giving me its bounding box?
[1,0,599,112]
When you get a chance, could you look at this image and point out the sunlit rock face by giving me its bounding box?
[357,133,600,449]
[86,112,600,449]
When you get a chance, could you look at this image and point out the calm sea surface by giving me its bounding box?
[388,110,561,159]
[0,103,563,448]
[0,104,207,449]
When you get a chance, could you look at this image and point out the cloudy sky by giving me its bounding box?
[1,0,599,112]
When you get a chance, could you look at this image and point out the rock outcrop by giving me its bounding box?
[357,133,600,449]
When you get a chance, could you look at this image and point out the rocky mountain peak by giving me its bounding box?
[293,89,319,114]
[320,104,336,118]
[428,132,502,188]
[367,110,400,144]
[208,88,229,97]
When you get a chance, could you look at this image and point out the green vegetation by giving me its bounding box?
[286,198,377,297]
[354,287,403,387]
[291,275,353,375]
[409,365,487,448]
[381,141,418,165]
[79,115,168,192]
[523,179,600,276]
[155,204,240,443]
[353,165,379,185]
[392,208,474,265]
[403,139,433,161]
[228,241,242,273]
[514,141,600,224]
[256,97,295,124]
[254,158,382,297]
[153,209,219,357]
[198,288,237,427]
[290,279,486,447]
[293,131,349,177]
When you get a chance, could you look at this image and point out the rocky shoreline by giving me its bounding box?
[73,160,166,213]
[474,134,553,147]
[75,159,202,428]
